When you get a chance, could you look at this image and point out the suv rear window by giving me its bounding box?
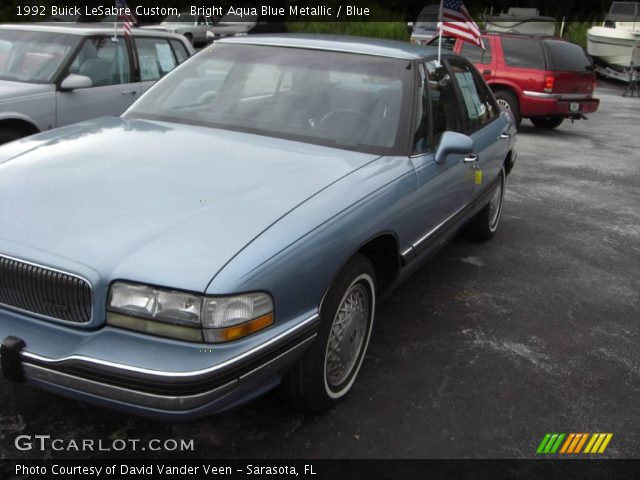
[543,40,593,72]
[460,40,492,64]
[501,37,545,69]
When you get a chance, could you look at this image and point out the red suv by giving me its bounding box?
[453,33,599,130]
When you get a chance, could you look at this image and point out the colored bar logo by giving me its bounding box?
[537,433,613,454]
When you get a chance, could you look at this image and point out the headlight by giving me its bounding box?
[107,282,274,343]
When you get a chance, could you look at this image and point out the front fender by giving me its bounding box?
[206,155,420,325]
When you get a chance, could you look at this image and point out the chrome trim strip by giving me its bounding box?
[522,91,594,100]
[402,203,469,259]
[21,312,320,379]
[0,252,94,324]
[24,363,237,411]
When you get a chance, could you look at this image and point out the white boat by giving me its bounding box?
[483,8,557,36]
[587,2,640,69]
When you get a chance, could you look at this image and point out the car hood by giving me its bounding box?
[0,79,52,102]
[0,117,377,293]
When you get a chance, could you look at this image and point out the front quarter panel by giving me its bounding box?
[206,155,419,324]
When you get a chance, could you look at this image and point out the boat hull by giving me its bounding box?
[587,26,640,68]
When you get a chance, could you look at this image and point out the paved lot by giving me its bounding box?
[1,81,638,460]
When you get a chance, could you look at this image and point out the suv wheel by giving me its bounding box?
[531,115,564,130]
[283,254,376,413]
[494,90,521,128]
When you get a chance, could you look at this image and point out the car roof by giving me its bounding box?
[0,23,185,39]
[218,34,440,60]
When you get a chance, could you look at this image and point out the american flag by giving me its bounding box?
[116,0,135,37]
[438,0,483,48]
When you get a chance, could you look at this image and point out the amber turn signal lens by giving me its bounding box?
[204,313,274,343]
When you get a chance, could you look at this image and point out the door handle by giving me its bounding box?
[483,69,492,75]
[500,132,511,139]
[121,90,137,96]
[463,154,479,163]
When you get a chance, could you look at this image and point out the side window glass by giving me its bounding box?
[69,36,131,86]
[426,60,463,146]
[169,39,189,64]
[449,60,497,130]
[460,40,492,64]
[501,38,545,69]
[135,37,177,81]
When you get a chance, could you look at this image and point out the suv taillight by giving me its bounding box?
[543,75,555,93]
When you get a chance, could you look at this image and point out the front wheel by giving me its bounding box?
[283,254,376,413]
[465,168,506,242]
[530,115,564,130]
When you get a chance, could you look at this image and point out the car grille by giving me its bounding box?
[0,255,92,323]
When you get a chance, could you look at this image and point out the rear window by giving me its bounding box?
[460,40,492,64]
[543,40,593,72]
[501,37,545,69]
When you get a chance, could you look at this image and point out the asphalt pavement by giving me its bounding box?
[1,80,638,460]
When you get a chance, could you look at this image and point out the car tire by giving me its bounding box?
[465,167,506,242]
[494,90,521,129]
[0,128,23,145]
[530,115,564,130]
[283,254,376,413]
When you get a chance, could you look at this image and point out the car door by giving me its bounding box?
[135,36,184,94]
[447,57,509,191]
[56,35,140,127]
[405,59,477,259]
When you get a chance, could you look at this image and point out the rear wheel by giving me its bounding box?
[283,254,376,413]
[530,115,564,130]
[465,168,506,242]
[493,90,521,129]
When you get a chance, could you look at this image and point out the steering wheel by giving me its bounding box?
[319,109,372,130]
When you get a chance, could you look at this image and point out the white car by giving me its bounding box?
[0,24,194,144]
[143,13,215,46]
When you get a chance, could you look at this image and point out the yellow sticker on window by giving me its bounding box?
[475,169,483,185]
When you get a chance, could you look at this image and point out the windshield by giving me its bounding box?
[0,30,78,83]
[126,44,412,154]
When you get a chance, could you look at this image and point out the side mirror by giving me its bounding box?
[435,131,475,164]
[60,74,92,91]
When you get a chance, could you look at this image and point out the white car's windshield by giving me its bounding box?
[126,44,412,154]
[0,30,78,83]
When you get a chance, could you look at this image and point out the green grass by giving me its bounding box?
[287,22,410,42]
[560,22,596,48]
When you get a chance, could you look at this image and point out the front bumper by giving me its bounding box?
[0,309,318,420]
[521,92,600,117]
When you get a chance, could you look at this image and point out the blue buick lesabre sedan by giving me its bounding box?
[0,35,516,420]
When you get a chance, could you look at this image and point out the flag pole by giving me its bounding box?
[112,0,118,42]
[437,0,444,66]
